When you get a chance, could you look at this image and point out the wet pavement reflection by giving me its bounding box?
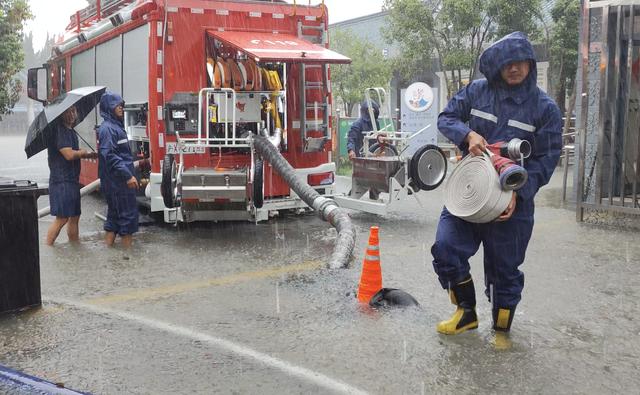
[1,135,639,393]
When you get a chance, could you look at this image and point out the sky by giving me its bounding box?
[24,0,385,50]
[25,0,89,50]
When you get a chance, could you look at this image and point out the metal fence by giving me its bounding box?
[561,117,576,202]
[575,0,640,223]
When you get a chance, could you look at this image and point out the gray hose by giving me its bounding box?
[252,135,355,269]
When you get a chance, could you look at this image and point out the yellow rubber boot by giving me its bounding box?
[436,306,479,334]
[491,307,515,350]
[436,277,479,335]
[493,307,515,332]
[492,332,512,350]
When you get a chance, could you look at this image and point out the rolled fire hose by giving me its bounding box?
[444,154,513,223]
[252,134,355,269]
[38,159,148,218]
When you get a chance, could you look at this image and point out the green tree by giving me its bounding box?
[0,0,31,119]
[379,0,438,87]
[490,0,542,40]
[383,0,541,97]
[329,29,393,114]
[550,0,579,112]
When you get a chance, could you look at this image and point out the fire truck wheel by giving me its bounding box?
[369,143,398,157]
[409,144,447,191]
[253,159,264,209]
[161,153,177,208]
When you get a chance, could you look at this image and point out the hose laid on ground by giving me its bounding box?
[252,134,355,269]
[444,154,513,223]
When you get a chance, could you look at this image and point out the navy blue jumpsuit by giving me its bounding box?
[47,124,81,217]
[346,101,380,157]
[431,32,563,310]
[98,92,138,236]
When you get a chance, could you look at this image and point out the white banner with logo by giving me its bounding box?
[401,82,439,156]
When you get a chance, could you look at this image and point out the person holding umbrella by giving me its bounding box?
[45,105,98,245]
[24,86,106,244]
[98,91,139,248]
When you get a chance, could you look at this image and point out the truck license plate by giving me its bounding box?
[166,143,205,155]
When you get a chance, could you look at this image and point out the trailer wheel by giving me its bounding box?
[409,144,447,191]
[252,159,264,209]
[161,153,177,208]
[369,142,398,157]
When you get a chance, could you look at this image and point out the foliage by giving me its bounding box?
[379,0,438,85]
[336,157,353,176]
[0,0,31,119]
[383,0,542,97]
[329,29,393,113]
[550,0,580,111]
[490,0,542,41]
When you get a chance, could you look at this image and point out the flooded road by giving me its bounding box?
[1,134,639,393]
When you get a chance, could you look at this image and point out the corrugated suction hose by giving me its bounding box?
[444,154,513,223]
[252,134,355,269]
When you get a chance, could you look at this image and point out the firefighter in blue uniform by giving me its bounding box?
[432,32,562,335]
[346,100,380,159]
[98,92,139,248]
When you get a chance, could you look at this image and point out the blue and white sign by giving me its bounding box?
[404,82,434,112]
[401,84,439,156]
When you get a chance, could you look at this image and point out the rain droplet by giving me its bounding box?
[275,282,280,314]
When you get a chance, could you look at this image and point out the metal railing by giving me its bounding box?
[575,1,640,221]
[178,88,250,148]
[68,0,134,28]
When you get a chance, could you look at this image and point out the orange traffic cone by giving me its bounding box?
[357,226,383,303]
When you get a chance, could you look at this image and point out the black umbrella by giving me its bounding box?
[24,86,106,158]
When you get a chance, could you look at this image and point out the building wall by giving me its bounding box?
[329,11,398,60]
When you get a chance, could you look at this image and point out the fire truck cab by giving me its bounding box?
[28,0,350,223]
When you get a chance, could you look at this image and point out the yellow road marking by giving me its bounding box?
[86,260,324,305]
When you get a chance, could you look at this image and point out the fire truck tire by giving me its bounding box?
[409,144,447,191]
[369,142,398,157]
[253,159,264,209]
[161,153,177,208]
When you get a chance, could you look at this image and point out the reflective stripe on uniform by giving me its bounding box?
[470,109,498,123]
[507,119,536,132]
[117,138,128,145]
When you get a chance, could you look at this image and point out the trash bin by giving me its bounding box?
[0,178,48,314]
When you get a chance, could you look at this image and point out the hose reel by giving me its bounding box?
[409,144,447,191]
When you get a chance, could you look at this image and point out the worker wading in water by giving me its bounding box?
[431,32,562,338]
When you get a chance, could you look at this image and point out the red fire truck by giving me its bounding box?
[28,0,349,222]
